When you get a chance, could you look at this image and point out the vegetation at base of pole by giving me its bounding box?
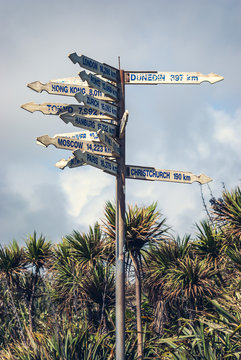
[1,186,241,359]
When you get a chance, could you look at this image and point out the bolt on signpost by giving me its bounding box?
[21,52,223,360]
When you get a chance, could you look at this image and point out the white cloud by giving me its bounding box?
[59,167,113,221]
[210,107,241,149]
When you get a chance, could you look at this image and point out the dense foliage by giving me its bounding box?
[1,187,241,359]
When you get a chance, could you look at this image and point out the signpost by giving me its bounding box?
[79,71,119,100]
[53,130,99,141]
[69,53,119,82]
[125,71,224,85]
[75,93,118,119]
[73,150,118,176]
[27,80,113,101]
[97,129,120,156]
[125,165,212,184]
[55,156,85,169]
[60,113,117,137]
[119,110,129,139]
[36,134,115,156]
[21,101,112,119]
[22,52,223,360]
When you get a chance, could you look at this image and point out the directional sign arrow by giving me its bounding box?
[97,129,120,156]
[60,113,117,137]
[125,165,212,184]
[21,102,112,119]
[79,71,119,100]
[36,135,116,157]
[56,156,86,169]
[27,80,113,101]
[125,71,224,85]
[119,110,129,139]
[75,93,118,119]
[53,130,99,141]
[73,150,118,176]
[69,53,119,82]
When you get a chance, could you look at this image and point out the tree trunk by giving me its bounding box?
[5,277,25,342]
[132,255,143,360]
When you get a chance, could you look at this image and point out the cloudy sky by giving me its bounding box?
[0,0,240,245]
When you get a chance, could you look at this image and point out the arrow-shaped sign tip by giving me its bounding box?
[197,173,213,184]
[36,135,51,147]
[79,70,88,82]
[27,81,42,92]
[208,73,224,84]
[75,92,84,103]
[73,149,85,161]
[68,52,78,64]
[55,159,68,170]
[20,102,36,113]
[59,112,70,123]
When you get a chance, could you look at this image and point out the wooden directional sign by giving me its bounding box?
[53,130,99,141]
[119,110,129,139]
[51,76,83,84]
[97,129,120,156]
[79,71,119,100]
[74,150,118,176]
[27,80,113,101]
[21,102,112,119]
[125,165,212,184]
[69,53,119,82]
[36,135,116,157]
[125,71,224,85]
[75,93,118,119]
[60,113,117,137]
[56,156,86,169]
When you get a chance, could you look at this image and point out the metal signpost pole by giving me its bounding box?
[116,68,125,360]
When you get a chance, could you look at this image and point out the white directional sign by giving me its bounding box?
[79,71,119,100]
[119,110,129,139]
[27,80,113,101]
[51,76,83,84]
[36,135,115,156]
[97,130,120,156]
[75,93,118,119]
[60,113,117,137]
[125,72,224,85]
[21,102,112,119]
[56,156,86,169]
[69,53,119,82]
[53,130,99,141]
[125,165,212,184]
[74,150,118,176]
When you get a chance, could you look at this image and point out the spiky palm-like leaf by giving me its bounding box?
[25,231,52,270]
[194,220,225,262]
[0,240,26,282]
[211,187,241,241]
[164,256,217,306]
[65,222,107,270]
